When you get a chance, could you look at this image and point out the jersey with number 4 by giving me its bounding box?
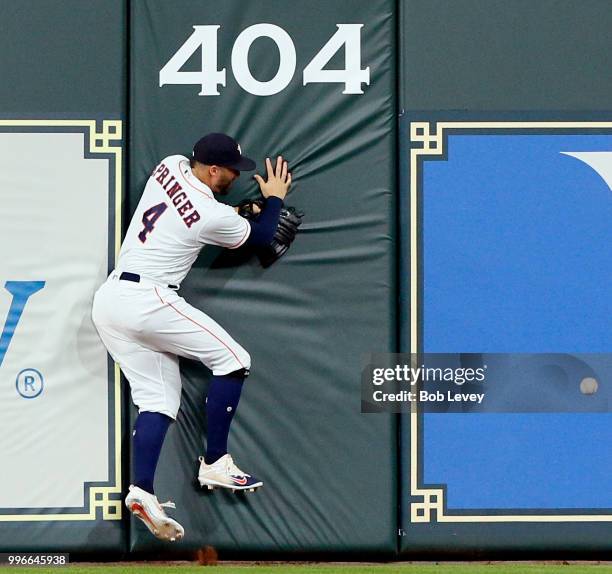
[116,155,251,286]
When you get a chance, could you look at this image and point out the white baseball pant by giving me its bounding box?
[92,273,251,419]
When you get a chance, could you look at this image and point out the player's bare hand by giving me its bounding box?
[253,156,292,200]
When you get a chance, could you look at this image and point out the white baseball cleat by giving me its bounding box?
[197,454,263,492]
[125,485,185,542]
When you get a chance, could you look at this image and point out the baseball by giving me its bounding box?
[579,377,599,395]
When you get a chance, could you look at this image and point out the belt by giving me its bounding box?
[119,272,179,290]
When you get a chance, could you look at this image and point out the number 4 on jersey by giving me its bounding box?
[138,202,168,243]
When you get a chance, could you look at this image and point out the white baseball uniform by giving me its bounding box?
[92,155,252,419]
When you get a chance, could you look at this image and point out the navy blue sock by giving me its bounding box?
[132,411,172,495]
[205,373,245,464]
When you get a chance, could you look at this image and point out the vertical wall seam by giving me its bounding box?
[124,0,132,556]
[394,0,403,558]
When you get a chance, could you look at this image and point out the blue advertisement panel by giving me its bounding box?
[401,118,612,554]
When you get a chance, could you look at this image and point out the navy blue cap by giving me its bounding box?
[192,133,256,171]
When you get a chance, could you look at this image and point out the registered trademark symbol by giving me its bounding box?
[16,368,44,399]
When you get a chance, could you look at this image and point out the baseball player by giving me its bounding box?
[92,133,292,542]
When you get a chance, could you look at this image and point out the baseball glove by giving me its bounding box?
[237,198,304,267]
[237,198,265,219]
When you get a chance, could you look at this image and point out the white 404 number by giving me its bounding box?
[159,24,370,96]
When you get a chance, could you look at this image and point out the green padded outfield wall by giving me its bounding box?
[400,0,612,111]
[0,0,127,554]
[130,0,397,556]
[399,0,612,557]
